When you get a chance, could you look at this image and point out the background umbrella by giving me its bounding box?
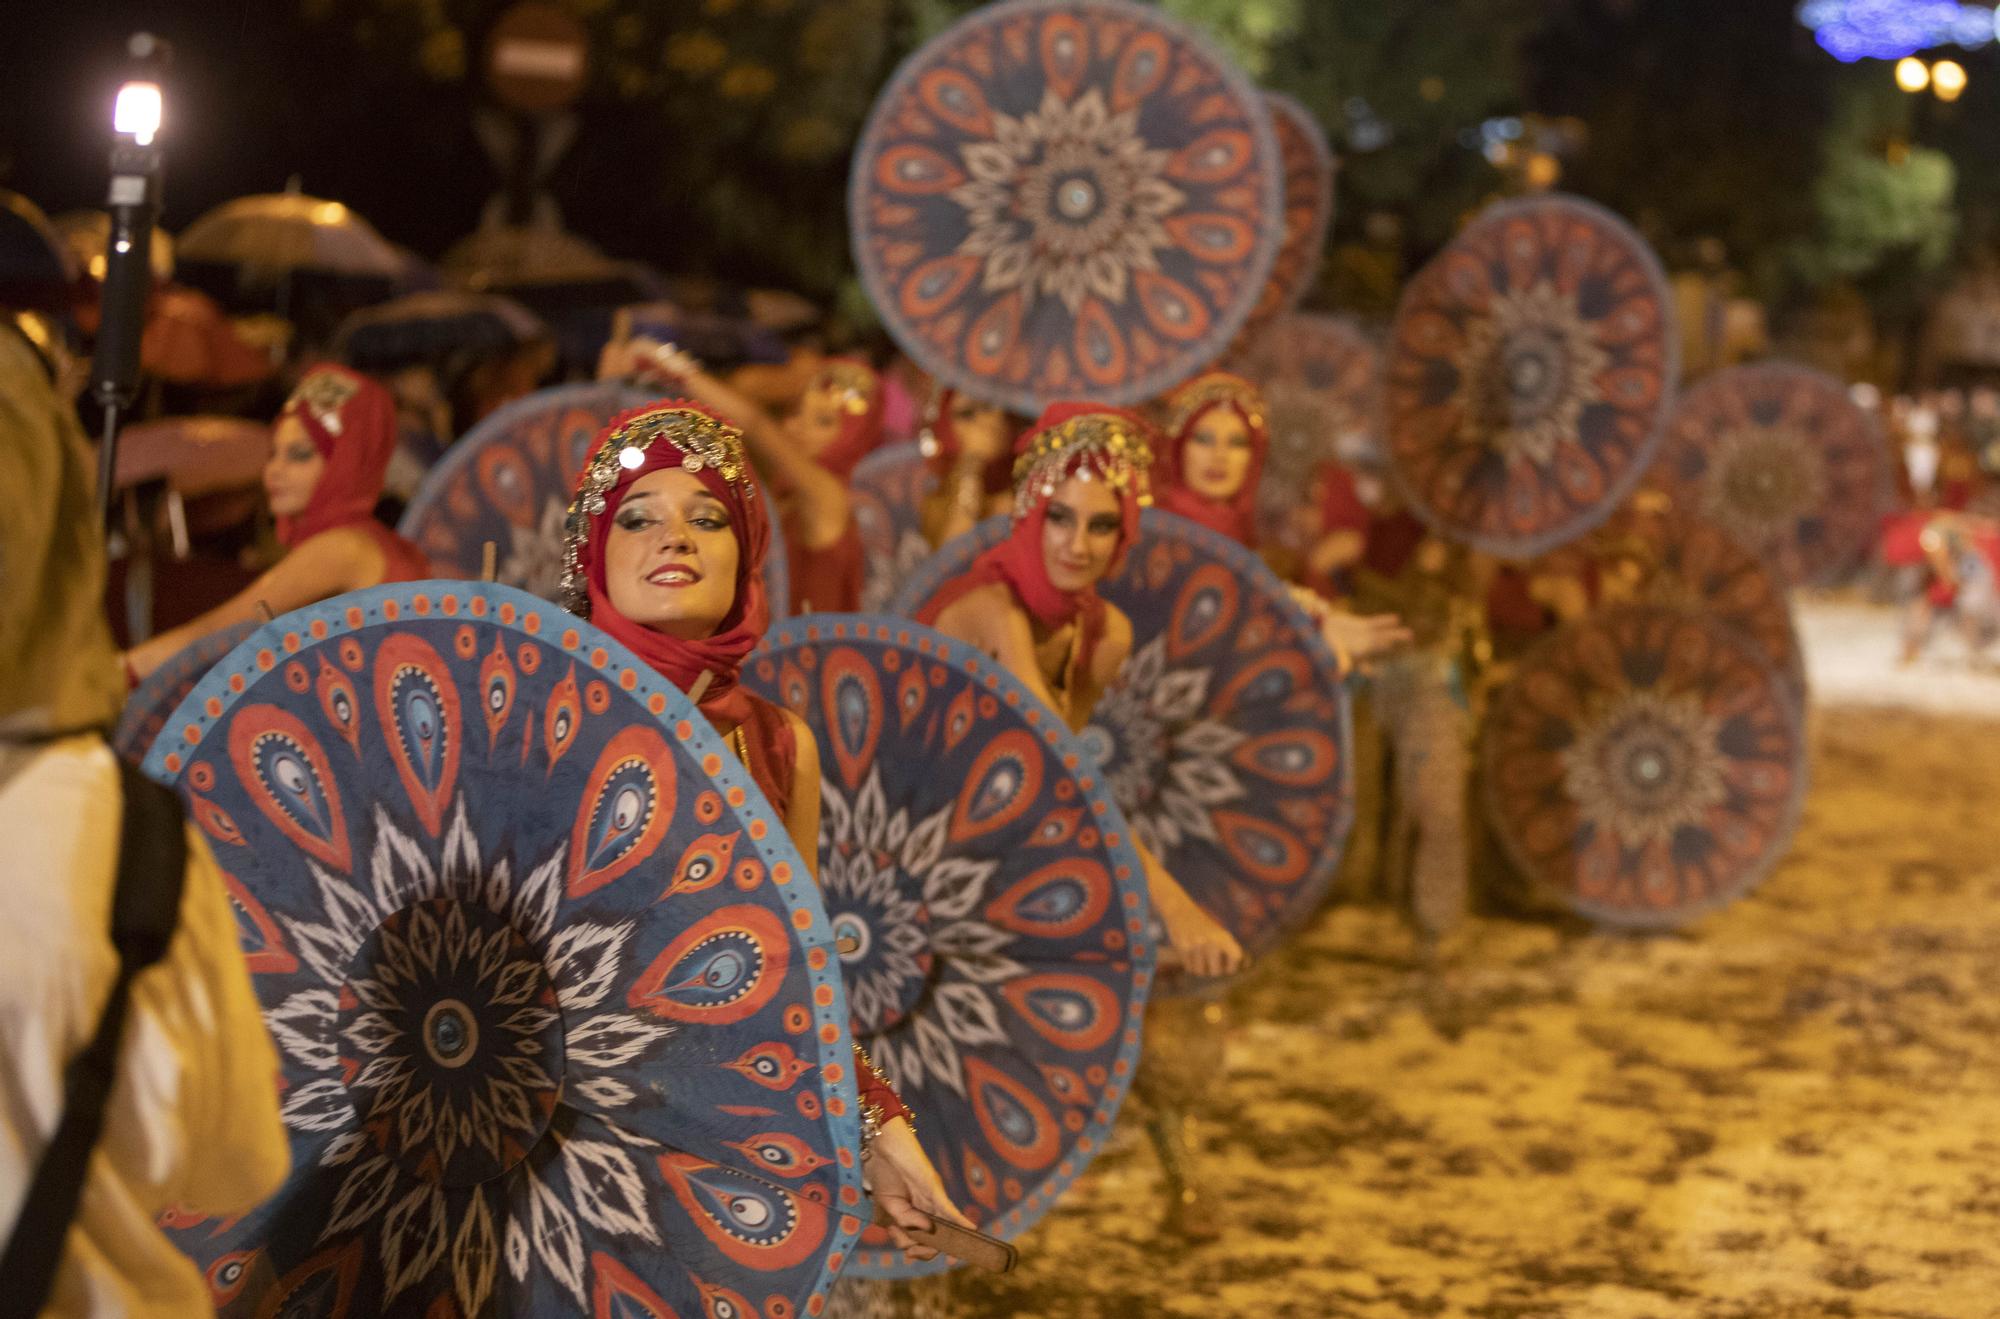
[617,302,789,373]
[1232,93,1336,346]
[333,291,548,377]
[894,511,1354,973]
[0,188,76,309]
[1652,362,1894,589]
[849,0,1285,416]
[111,618,256,763]
[179,192,403,280]
[1233,312,1383,559]
[1482,602,1807,929]
[54,208,175,282]
[113,415,271,496]
[1383,193,1678,559]
[746,615,1154,1276]
[850,442,937,612]
[143,581,865,1316]
[397,382,792,617]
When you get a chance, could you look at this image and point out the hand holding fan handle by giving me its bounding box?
[864,1125,1013,1272]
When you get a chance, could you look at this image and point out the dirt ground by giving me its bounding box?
[948,628,2000,1317]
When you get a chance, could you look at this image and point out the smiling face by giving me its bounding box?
[263,415,325,519]
[1039,473,1124,594]
[1181,406,1255,501]
[603,469,742,640]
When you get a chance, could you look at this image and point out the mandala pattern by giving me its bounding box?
[850,0,1284,415]
[113,619,257,762]
[1591,501,1807,709]
[1232,312,1383,555]
[1653,363,1894,588]
[143,582,861,1317]
[1385,194,1677,558]
[399,382,790,615]
[1234,93,1335,344]
[1482,603,1807,929]
[894,511,1353,972]
[851,443,938,613]
[746,616,1154,1276]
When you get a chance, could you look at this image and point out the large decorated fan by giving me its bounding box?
[113,620,257,762]
[143,582,863,1316]
[1233,312,1382,553]
[746,615,1154,1277]
[1591,500,1807,708]
[851,442,937,613]
[1235,93,1335,341]
[894,511,1353,971]
[399,382,791,614]
[1482,603,1807,929]
[849,0,1284,415]
[1384,194,1677,559]
[1652,362,1893,588]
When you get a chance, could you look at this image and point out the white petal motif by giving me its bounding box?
[560,1138,662,1244]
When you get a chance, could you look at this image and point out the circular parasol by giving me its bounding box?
[1232,312,1382,552]
[849,0,1285,416]
[1652,362,1895,588]
[1482,602,1807,929]
[112,416,271,497]
[178,193,403,280]
[112,620,257,763]
[1234,93,1335,344]
[1383,193,1678,559]
[0,189,75,306]
[54,208,176,283]
[894,510,1353,973]
[1590,499,1806,708]
[850,442,938,613]
[142,582,865,1316]
[745,614,1154,1276]
[333,291,549,376]
[397,383,790,617]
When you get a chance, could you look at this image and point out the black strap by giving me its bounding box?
[0,759,187,1318]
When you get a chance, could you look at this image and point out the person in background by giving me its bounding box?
[0,304,288,1314]
[918,387,1020,548]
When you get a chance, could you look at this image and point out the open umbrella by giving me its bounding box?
[113,415,270,496]
[849,0,1285,415]
[1384,193,1678,559]
[746,615,1154,1275]
[0,189,76,308]
[850,442,937,612]
[1233,93,1335,345]
[398,383,790,617]
[1482,603,1807,929]
[143,581,866,1316]
[895,510,1354,973]
[1233,312,1383,555]
[1652,362,1894,588]
[54,208,175,282]
[179,192,403,280]
[333,291,548,376]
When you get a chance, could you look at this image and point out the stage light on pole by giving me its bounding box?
[1932,58,1968,101]
[1896,55,1931,92]
[113,80,162,146]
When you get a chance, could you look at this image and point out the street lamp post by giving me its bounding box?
[91,32,171,525]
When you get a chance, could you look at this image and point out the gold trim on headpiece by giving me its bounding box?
[288,368,361,436]
[1165,372,1265,438]
[560,405,752,615]
[1011,412,1155,517]
[812,361,879,417]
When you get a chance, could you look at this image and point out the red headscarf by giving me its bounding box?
[569,401,773,733]
[274,364,400,547]
[801,357,884,482]
[1154,371,1268,548]
[918,403,1154,686]
[921,387,1017,497]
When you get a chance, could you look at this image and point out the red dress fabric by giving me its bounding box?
[786,515,865,615]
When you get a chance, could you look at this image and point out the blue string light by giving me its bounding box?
[1798,0,1996,61]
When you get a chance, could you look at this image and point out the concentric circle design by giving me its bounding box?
[850,0,1285,415]
[1235,93,1335,341]
[142,582,858,1317]
[747,615,1154,1277]
[399,382,790,616]
[1482,603,1807,928]
[114,618,257,762]
[894,511,1354,972]
[1233,312,1382,552]
[1653,363,1894,587]
[1385,194,1677,558]
[851,442,938,613]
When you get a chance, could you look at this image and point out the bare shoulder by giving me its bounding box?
[778,706,821,772]
[932,582,1019,641]
[1099,602,1133,659]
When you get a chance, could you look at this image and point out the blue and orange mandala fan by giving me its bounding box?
[143,582,860,1317]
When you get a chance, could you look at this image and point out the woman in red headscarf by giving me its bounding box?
[559,399,971,1263]
[122,364,431,683]
[918,388,1019,548]
[600,338,880,614]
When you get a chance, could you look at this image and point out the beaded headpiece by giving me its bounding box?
[1164,371,1266,438]
[810,360,878,416]
[561,404,752,614]
[285,366,363,438]
[1011,410,1155,518]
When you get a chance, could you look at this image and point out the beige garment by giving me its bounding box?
[0,737,289,1317]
